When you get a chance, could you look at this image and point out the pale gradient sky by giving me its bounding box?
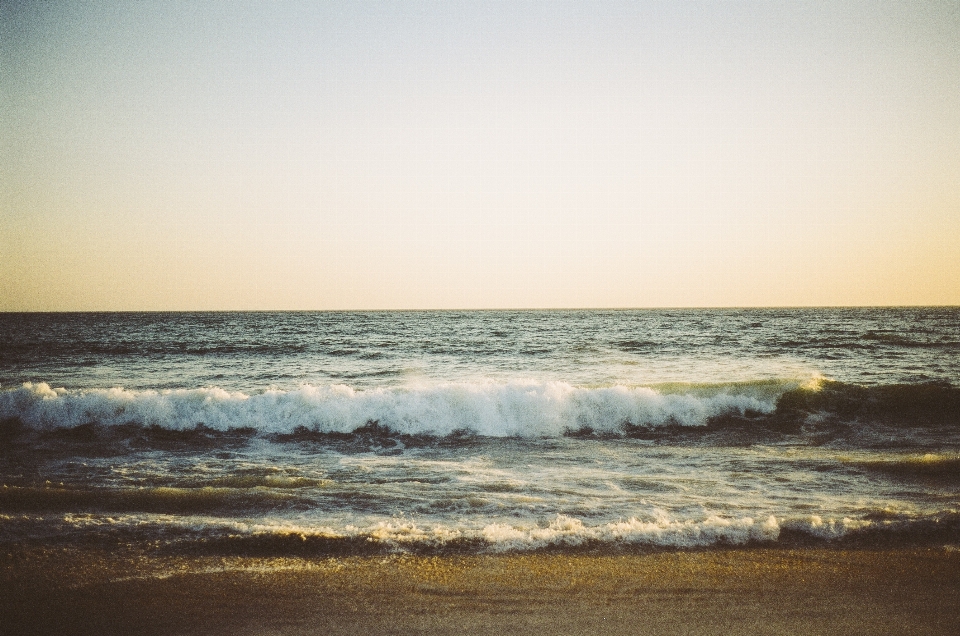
[2,1,958,310]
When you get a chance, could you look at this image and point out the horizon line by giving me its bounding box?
[2,304,958,314]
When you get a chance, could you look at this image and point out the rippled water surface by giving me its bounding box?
[1,309,959,553]
[3,308,959,390]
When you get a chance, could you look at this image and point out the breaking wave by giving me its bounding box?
[3,378,958,440]
[0,380,781,437]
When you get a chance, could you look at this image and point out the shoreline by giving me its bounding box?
[4,546,959,635]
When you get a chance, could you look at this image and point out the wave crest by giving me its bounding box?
[0,381,776,437]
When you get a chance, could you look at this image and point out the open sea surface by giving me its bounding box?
[2,309,959,555]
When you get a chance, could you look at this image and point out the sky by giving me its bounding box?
[2,1,958,310]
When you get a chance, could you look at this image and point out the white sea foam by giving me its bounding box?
[18,508,954,551]
[480,513,781,550]
[0,381,777,436]
[780,515,872,540]
[52,511,782,549]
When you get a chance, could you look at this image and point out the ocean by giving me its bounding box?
[1,309,959,555]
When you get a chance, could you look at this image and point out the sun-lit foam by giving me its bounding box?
[480,513,780,550]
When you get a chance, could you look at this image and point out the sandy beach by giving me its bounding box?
[3,546,959,635]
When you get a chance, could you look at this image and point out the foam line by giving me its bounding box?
[0,381,777,436]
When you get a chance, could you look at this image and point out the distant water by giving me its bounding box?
[2,309,959,554]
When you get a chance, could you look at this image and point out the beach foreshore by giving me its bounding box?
[3,546,959,635]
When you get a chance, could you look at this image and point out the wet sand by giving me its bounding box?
[3,547,959,635]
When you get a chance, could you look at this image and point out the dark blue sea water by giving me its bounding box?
[1,309,959,553]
